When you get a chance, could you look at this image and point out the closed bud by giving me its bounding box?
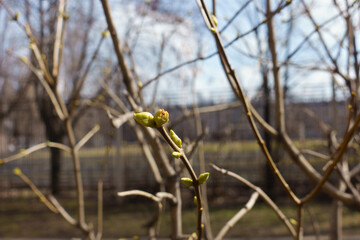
[20,57,28,64]
[13,167,22,175]
[170,130,182,148]
[101,30,110,38]
[154,109,169,127]
[198,172,210,185]
[210,27,216,33]
[290,218,298,226]
[194,196,198,206]
[181,177,193,187]
[172,151,181,159]
[212,15,218,27]
[0,159,4,165]
[134,112,156,128]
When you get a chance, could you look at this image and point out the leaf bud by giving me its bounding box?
[212,14,218,27]
[134,112,156,128]
[137,81,143,88]
[198,172,210,185]
[181,177,193,187]
[20,57,28,64]
[193,196,198,206]
[101,30,110,38]
[290,218,298,226]
[172,151,181,159]
[170,130,182,148]
[154,109,169,127]
[13,167,22,175]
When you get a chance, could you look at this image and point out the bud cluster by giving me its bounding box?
[133,109,169,128]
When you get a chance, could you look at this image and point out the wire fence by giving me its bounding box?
[0,94,352,204]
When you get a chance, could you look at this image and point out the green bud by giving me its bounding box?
[212,15,218,27]
[134,112,156,128]
[290,218,298,226]
[172,151,181,158]
[20,57,28,64]
[154,109,169,127]
[0,159,4,165]
[194,196,198,206]
[181,177,193,187]
[101,30,110,38]
[170,130,182,148]
[198,172,209,185]
[190,232,197,240]
[137,81,143,88]
[19,149,27,154]
[13,167,22,175]
[210,27,216,33]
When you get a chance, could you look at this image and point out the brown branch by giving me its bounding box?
[215,192,259,240]
[211,164,296,239]
[266,0,285,133]
[100,0,138,99]
[301,112,360,204]
[52,0,67,80]
[1,142,70,164]
[13,168,58,214]
[196,0,300,205]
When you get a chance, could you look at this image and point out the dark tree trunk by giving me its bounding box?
[263,75,275,199]
[37,90,65,195]
[50,145,62,195]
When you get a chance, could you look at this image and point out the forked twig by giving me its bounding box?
[211,164,296,239]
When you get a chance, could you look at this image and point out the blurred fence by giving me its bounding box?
[0,95,352,204]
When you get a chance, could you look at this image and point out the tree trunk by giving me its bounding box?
[50,145,62,195]
[37,91,65,195]
[263,69,276,199]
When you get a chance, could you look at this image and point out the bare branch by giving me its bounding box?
[211,164,296,239]
[74,124,100,152]
[1,142,70,164]
[215,192,259,240]
[13,168,58,214]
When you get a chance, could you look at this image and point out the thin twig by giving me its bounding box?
[14,168,58,213]
[215,192,259,240]
[301,112,360,204]
[196,0,300,205]
[211,164,296,239]
[157,126,204,240]
[48,195,77,226]
[52,0,66,79]
[1,142,70,164]
[75,124,100,151]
